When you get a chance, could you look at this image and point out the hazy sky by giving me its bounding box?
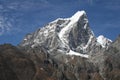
[0,0,120,45]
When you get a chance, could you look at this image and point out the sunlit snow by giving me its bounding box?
[97,35,112,48]
[66,50,89,58]
[58,11,86,44]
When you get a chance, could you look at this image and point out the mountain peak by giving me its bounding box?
[20,11,112,58]
[97,35,112,48]
[70,10,86,21]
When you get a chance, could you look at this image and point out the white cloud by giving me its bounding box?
[0,5,4,10]
[4,0,50,11]
[0,16,12,36]
[0,26,4,36]
[0,0,51,36]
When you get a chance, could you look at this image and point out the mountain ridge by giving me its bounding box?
[20,11,112,58]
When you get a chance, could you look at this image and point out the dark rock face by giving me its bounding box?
[0,44,36,80]
[103,36,120,80]
[0,55,19,80]
[0,44,56,80]
[0,35,120,80]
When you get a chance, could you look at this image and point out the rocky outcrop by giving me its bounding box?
[103,35,120,80]
[0,44,56,80]
[0,44,101,80]
[0,35,120,80]
[0,44,36,80]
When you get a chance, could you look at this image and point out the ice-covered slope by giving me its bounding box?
[97,35,112,48]
[66,50,89,58]
[20,11,112,58]
[58,11,86,44]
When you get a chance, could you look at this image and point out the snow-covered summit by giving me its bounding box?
[51,10,86,24]
[58,11,88,45]
[70,10,86,21]
[97,35,112,48]
[20,11,112,58]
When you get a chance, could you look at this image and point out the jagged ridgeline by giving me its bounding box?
[20,11,112,59]
[0,11,119,80]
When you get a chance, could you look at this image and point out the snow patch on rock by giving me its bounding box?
[66,50,89,58]
[97,35,112,48]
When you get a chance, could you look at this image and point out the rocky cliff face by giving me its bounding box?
[0,36,120,80]
[20,11,112,59]
[0,44,57,80]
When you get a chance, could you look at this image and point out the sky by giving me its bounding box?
[0,0,120,45]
